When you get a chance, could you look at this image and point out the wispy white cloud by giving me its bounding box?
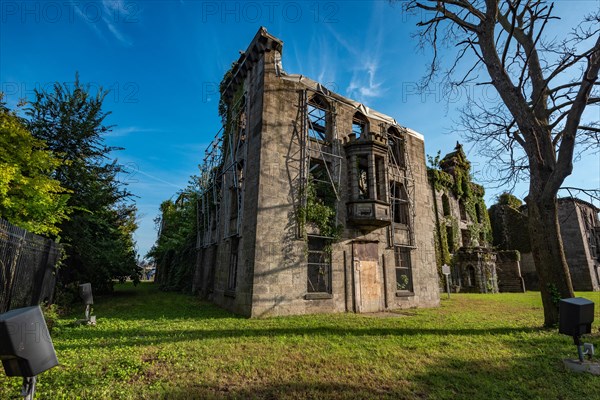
[325,4,387,102]
[106,126,159,138]
[72,0,135,46]
[101,0,134,46]
[347,59,384,100]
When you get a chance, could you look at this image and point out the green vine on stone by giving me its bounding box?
[298,179,342,241]
[428,143,494,270]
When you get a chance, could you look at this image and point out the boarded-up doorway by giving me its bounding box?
[353,242,383,313]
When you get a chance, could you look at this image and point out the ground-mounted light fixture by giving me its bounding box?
[0,305,59,399]
[559,297,599,375]
[78,283,96,325]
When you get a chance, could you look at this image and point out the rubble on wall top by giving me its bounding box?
[221,27,284,101]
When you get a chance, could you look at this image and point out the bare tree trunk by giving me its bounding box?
[526,195,574,326]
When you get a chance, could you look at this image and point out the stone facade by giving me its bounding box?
[557,198,600,291]
[453,247,499,293]
[495,251,526,293]
[489,197,600,291]
[194,28,440,317]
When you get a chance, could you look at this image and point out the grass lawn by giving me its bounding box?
[2,283,600,399]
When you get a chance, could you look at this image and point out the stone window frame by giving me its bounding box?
[229,185,239,221]
[352,112,369,139]
[394,245,414,294]
[226,236,239,293]
[442,194,451,217]
[387,126,406,169]
[306,235,333,298]
[307,95,331,143]
[356,155,370,200]
[390,181,410,225]
[466,265,477,287]
[309,158,336,209]
[446,225,455,253]
[459,199,467,221]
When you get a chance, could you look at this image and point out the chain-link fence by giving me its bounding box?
[0,219,61,313]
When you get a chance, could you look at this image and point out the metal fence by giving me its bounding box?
[0,219,61,313]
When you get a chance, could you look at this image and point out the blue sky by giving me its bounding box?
[1,0,599,257]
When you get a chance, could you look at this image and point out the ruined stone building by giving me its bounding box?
[193,27,440,317]
[491,197,600,291]
[429,144,525,293]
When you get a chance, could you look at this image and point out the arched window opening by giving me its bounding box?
[352,112,369,139]
[387,126,406,168]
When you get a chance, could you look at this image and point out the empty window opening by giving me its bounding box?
[227,237,239,291]
[309,158,335,208]
[461,229,470,247]
[375,156,385,201]
[466,265,476,287]
[229,186,238,220]
[394,246,413,292]
[459,200,467,221]
[391,181,409,225]
[352,112,369,139]
[356,155,370,200]
[308,95,329,142]
[479,231,485,245]
[388,127,406,168]
[446,226,454,252]
[442,194,451,217]
[307,236,332,293]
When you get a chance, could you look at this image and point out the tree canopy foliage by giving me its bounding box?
[147,183,198,292]
[0,96,71,236]
[26,75,139,293]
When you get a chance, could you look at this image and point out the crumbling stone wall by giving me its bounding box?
[557,199,600,291]
[453,247,498,293]
[197,28,440,317]
[495,251,525,293]
[489,198,600,291]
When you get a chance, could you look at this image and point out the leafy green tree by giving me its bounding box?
[0,97,70,236]
[26,75,139,292]
[148,183,198,292]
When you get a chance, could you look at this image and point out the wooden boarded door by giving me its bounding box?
[353,242,383,313]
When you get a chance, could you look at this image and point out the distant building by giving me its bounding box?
[491,197,600,291]
[193,28,440,317]
[428,144,524,294]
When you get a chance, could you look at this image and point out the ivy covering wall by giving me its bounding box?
[488,193,531,253]
[428,144,494,271]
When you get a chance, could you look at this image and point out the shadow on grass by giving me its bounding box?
[408,355,599,400]
[66,282,240,321]
[155,355,599,400]
[55,324,546,351]
[161,381,420,400]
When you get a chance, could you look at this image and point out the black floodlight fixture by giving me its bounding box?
[78,283,95,324]
[559,297,595,362]
[0,305,59,399]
